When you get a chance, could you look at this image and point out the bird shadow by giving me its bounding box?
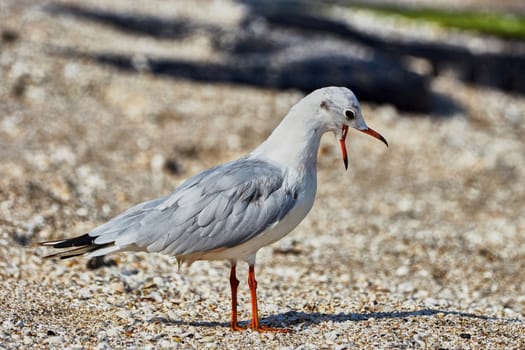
[149,308,522,330]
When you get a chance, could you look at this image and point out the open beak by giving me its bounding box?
[358,127,389,147]
[339,125,349,170]
[339,125,388,170]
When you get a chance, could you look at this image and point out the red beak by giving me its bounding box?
[339,125,349,170]
[339,125,388,170]
[358,127,389,147]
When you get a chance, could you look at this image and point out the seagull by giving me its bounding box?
[40,86,387,332]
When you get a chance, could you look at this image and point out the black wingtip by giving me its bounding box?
[42,243,112,260]
[39,233,106,260]
[40,233,94,249]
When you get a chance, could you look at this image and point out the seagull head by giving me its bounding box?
[314,87,388,170]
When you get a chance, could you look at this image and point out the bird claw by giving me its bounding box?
[230,324,247,331]
[249,322,291,333]
[231,323,291,333]
[251,326,291,333]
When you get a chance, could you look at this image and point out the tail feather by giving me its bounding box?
[39,233,114,259]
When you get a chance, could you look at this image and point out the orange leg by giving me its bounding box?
[229,264,245,331]
[247,265,290,333]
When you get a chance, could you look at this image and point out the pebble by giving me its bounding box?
[65,345,84,350]
[23,336,34,345]
[47,336,64,345]
[95,342,111,350]
[397,281,415,293]
[116,310,133,320]
[78,288,92,299]
[158,340,177,349]
[105,327,121,338]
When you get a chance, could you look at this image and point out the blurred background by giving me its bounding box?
[0,0,524,348]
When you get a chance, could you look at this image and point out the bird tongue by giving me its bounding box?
[339,125,349,170]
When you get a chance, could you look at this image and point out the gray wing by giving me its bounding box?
[89,158,298,256]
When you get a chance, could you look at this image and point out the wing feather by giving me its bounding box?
[54,158,299,259]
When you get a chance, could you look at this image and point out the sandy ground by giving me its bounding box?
[1,0,524,349]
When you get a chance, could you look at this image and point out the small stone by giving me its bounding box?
[200,335,215,343]
[146,292,163,303]
[75,207,88,217]
[95,342,110,350]
[47,336,64,345]
[159,339,176,349]
[109,282,124,293]
[398,281,415,293]
[335,344,352,350]
[116,310,132,320]
[65,344,84,350]
[326,330,340,341]
[78,289,92,299]
[395,265,410,276]
[106,327,121,338]
[153,276,164,287]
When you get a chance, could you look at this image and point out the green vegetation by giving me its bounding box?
[347,4,525,40]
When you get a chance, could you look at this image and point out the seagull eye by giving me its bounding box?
[344,109,356,120]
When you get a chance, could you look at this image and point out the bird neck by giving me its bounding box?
[251,110,324,173]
